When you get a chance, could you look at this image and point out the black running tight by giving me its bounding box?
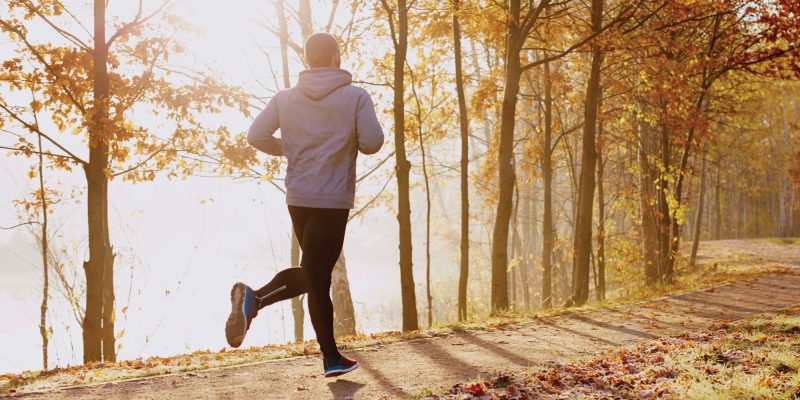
[253,206,349,358]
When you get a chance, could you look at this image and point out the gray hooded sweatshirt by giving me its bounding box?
[247,68,384,209]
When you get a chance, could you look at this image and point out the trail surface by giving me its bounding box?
[13,240,800,399]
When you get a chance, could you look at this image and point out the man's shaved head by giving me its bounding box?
[304,33,340,68]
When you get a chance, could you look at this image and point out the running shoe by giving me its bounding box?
[323,354,359,378]
[225,282,257,348]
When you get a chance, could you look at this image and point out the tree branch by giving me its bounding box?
[518,0,551,50]
[106,0,173,48]
[111,140,171,177]
[0,19,87,114]
[1,221,40,230]
[0,102,87,165]
[379,0,399,48]
[324,0,341,32]
[521,3,634,72]
[20,0,91,51]
[357,150,395,184]
[349,172,394,222]
[0,145,74,161]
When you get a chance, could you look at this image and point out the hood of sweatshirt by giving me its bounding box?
[296,68,353,100]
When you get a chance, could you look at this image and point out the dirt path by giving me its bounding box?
[12,240,800,399]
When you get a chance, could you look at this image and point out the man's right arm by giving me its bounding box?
[355,91,384,155]
[247,94,283,156]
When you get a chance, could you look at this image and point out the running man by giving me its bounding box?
[225,32,384,378]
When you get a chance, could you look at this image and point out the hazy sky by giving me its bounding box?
[0,0,469,373]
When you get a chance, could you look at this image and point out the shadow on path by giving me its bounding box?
[408,339,480,377]
[355,356,405,397]
[669,292,764,314]
[327,379,365,400]
[539,319,621,347]
[460,333,533,367]
[564,314,659,340]
[604,308,690,331]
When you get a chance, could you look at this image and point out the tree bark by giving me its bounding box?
[331,254,357,337]
[383,0,418,331]
[37,132,49,370]
[512,185,530,310]
[274,0,306,342]
[453,0,470,323]
[665,93,708,281]
[290,234,304,342]
[541,49,554,310]
[519,182,532,312]
[414,83,433,328]
[689,151,707,268]
[656,121,671,282]
[713,162,721,239]
[84,0,114,363]
[276,0,291,89]
[636,114,659,284]
[491,0,523,312]
[298,0,312,42]
[101,249,115,361]
[568,0,603,307]
[596,92,605,301]
[782,103,791,236]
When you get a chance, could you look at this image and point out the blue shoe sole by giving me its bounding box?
[225,283,247,348]
[324,362,359,378]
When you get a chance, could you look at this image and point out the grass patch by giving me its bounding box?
[1,244,794,396]
[609,253,793,306]
[435,307,800,400]
[769,237,800,246]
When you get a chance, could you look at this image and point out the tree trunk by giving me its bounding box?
[713,162,721,239]
[510,214,517,310]
[290,234,304,342]
[298,0,312,42]
[541,50,554,310]
[638,120,659,284]
[101,249,115,361]
[782,103,791,236]
[37,133,49,370]
[596,93,605,302]
[83,0,114,363]
[520,183,532,312]
[790,185,796,236]
[453,0,470,323]
[656,121,671,282]
[276,0,291,89]
[415,86,433,328]
[512,186,530,310]
[568,0,603,307]
[275,0,306,342]
[689,151,707,268]
[666,93,707,281]
[491,0,523,312]
[737,188,743,238]
[331,254,357,337]
[386,0,418,331]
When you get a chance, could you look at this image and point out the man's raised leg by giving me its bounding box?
[225,268,311,348]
